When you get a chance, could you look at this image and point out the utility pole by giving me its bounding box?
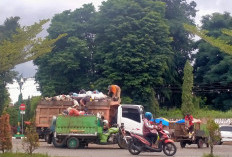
[15,77,24,138]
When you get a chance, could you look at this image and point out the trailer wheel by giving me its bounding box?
[197,138,204,148]
[180,141,186,148]
[52,137,66,148]
[67,137,80,149]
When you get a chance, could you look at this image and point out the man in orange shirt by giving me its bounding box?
[108,85,121,101]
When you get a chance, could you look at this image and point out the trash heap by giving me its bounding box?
[43,89,108,117]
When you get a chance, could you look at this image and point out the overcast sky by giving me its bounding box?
[1,0,232,77]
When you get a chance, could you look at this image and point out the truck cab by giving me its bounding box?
[117,104,144,135]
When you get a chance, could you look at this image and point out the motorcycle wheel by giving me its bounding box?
[163,142,177,156]
[117,135,127,149]
[128,142,141,155]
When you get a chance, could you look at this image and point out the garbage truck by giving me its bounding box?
[46,104,144,149]
[35,98,119,139]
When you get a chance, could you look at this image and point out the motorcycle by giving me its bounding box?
[127,128,177,156]
[97,123,127,149]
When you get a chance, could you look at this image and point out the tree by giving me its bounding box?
[94,0,173,108]
[184,12,232,110]
[34,4,96,96]
[181,60,194,115]
[34,0,197,110]
[0,113,12,153]
[206,118,220,157]
[150,88,160,117]
[154,0,197,108]
[22,118,39,155]
[0,17,65,114]
[0,17,20,115]
[0,19,65,73]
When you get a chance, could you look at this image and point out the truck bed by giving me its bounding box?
[55,115,102,136]
[36,100,73,128]
[35,99,120,129]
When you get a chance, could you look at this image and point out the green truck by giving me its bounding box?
[47,114,126,149]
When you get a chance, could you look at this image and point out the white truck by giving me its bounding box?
[117,104,144,135]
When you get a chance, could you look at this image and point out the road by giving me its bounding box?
[12,139,232,157]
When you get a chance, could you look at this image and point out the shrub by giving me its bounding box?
[0,113,12,153]
[0,152,50,157]
[22,118,39,155]
[207,118,220,156]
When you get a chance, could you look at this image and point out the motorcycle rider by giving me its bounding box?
[143,112,158,148]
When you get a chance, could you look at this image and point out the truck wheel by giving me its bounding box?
[52,137,66,148]
[46,134,52,144]
[67,137,80,149]
[180,141,186,148]
[197,138,204,148]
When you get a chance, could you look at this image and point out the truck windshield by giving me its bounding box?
[122,107,141,123]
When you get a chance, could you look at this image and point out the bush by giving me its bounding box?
[22,118,39,155]
[0,152,50,157]
[0,113,12,153]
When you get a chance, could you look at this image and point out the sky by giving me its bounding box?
[6,78,41,103]
[1,0,232,77]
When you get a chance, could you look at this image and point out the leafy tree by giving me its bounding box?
[94,0,173,108]
[150,88,160,116]
[181,60,194,115]
[0,17,20,115]
[28,96,41,120]
[5,106,18,127]
[184,12,232,110]
[0,17,65,115]
[155,0,197,108]
[34,0,197,110]
[0,19,65,73]
[34,4,96,96]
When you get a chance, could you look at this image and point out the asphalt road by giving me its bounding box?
[12,139,232,157]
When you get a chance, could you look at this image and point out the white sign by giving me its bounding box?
[20,111,25,114]
[214,118,232,125]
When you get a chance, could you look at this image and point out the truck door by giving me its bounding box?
[117,105,143,135]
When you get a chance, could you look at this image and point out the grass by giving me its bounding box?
[202,153,221,157]
[159,108,232,119]
[0,152,50,157]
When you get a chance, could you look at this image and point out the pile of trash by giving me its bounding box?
[44,89,107,102]
[43,89,109,117]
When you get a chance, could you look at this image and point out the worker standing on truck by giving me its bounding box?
[108,85,121,101]
[185,113,194,138]
[79,95,91,113]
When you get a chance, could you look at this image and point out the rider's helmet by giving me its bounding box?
[144,112,152,120]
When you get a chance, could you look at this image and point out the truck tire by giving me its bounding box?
[52,137,66,148]
[67,137,80,149]
[197,138,204,148]
[46,134,52,144]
